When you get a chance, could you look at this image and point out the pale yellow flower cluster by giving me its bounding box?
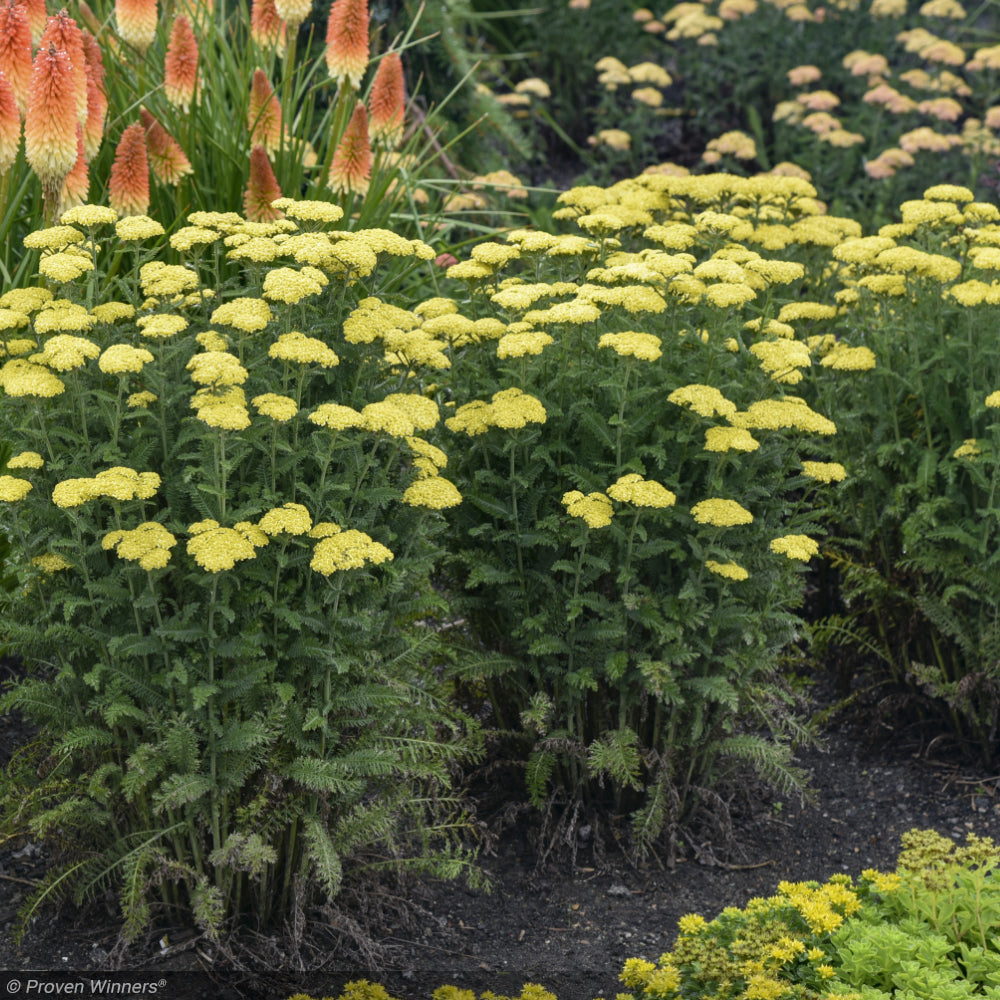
[99,344,155,375]
[30,335,100,371]
[187,519,266,572]
[731,398,837,435]
[310,528,393,574]
[749,340,811,384]
[7,451,44,469]
[497,329,554,358]
[402,476,462,509]
[606,473,676,507]
[136,313,189,339]
[704,426,760,452]
[252,393,298,422]
[91,302,136,324]
[691,498,754,527]
[191,386,252,431]
[210,297,273,333]
[801,461,847,482]
[52,467,160,508]
[705,559,749,580]
[141,262,199,299]
[598,331,662,361]
[820,344,877,371]
[269,331,340,367]
[0,359,66,397]
[258,502,312,536]
[770,534,820,561]
[103,522,177,570]
[667,384,738,419]
[34,303,97,334]
[186,351,249,387]
[562,490,614,528]
[309,403,364,430]
[0,475,32,501]
[262,267,325,305]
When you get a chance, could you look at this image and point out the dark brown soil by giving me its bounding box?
[2,671,1000,1000]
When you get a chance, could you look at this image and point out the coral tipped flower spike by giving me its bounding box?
[116,0,158,55]
[40,10,87,126]
[250,0,286,56]
[22,0,46,45]
[164,15,198,112]
[325,0,368,89]
[108,121,150,216]
[368,51,405,148]
[328,100,371,196]
[0,0,32,117]
[244,144,282,221]
[25,43,79,218]
[0,67,20,176]
[141,108,192,184]
[248,68,283,153]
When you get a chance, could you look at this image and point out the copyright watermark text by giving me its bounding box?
[5,980,168,996]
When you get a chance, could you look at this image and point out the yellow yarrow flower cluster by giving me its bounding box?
[0,360,66,398]
[0,475,32,501]
[52,467,160,508]
[802,460,847,482]
[731,398,836,434]
[252,393,298,422]
[310,403,364,430]
[102,521,177,570]
[691,498,754,526]
[136,313,189,339]
[704,426,760,452]
[33,304,96,334]
[7,451,44,469]
[562,490,614,528]
[99,344,155,375]
[606,473,676,507]
[187,519,265,572]
[821,344,877,371]
[497,329,554,358]
[140,262,199,298]
[31,334,100,371]
[269,331,339,367]
[668,384,738,419]
[186,351,249,387]
[191,386,252,431]
[310,528,393,574]
[116,216,165,241]
[598,331,663,361]
[32,552,73,573]
[258,502,312,536]
[210,297,273,332]
[38,252,95,283]
[402,476,463,509]
[262,267,324,305]
[706,559,749,580]
[770,534,820,560]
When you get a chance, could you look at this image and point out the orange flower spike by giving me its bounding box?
[22,0,46,45]
[140,107,192,184]
[25,43,79,213]
[115,0,159,55]
[328,100,371,196]
[368,51,405,148]
[273,0,310,33]
[82,31,107,161]
[164,15,199,112]
[108,121,150,216]
[244,144,283,221]
[325,0,368,89]
[60,124,89,211]
[0,69,20,175]
[247,67,283,153]
[0,0,32,117]
[250,0,286,56]
[40,11,89,127]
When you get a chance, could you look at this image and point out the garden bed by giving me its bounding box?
[2,668,999,999]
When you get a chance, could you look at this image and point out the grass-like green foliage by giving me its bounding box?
[429,172,860,854]
[0,202,481,941]
[615,828,1000,1000]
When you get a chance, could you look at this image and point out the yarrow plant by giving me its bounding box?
[0,200,481,941]
[425,170,861,854]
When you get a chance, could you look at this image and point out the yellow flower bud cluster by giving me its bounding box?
[691,498,754,526]
[0,359,66,397]
[258,502,313,536]
[770,534,820,561]
[269,331,340,367]
[606,473,676,507]
[598,330,663,361]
